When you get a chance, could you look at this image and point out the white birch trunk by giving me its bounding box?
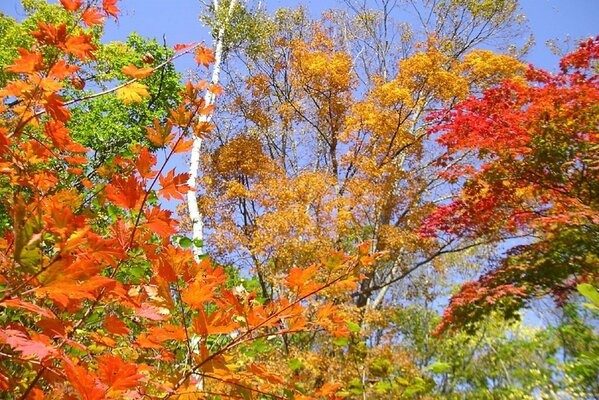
[187,0,238,261]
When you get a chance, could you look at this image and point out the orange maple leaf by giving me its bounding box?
[284,265,321,297]
[121,63,154,79]
[63,358,106,400]
[135,147,157,179]
[158,169,189,201]
[82,7,106,27]
[195,45,216,68]
[48,59,79,79]
[59,0,82,12]
[5,48,43,74]
[31,22,67,46]
[174,42,195,51]
[105,175,145,210]
[1,299,56,319]
[170,137,194,154]
[145,118,174,148]
[63,33,97,60]
[102,0,120,18]
[103,315,130,336]
[97,354,143,392]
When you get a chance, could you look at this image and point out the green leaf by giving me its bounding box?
[178,237,193,248]
[577,284,599,307]
[373,380,393,394]
[332,337,349,347]
[347,321,361,333]
[288,358,304,371]
[428,361,451,374]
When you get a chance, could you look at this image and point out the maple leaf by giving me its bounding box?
[169,137,193,154]
[44,121,72,149]
[105,175,145,210]
[102,0,120,18]
[1,298,56,319]
[82,7,106,27]
[37,276,115,309]
[136,303,169,321]
[97,354,143,393]
[182,264,228,309]
[158,169,189,201]
[195,45,216,68]
[208,83,224,96]
[63,358,107,400]
[193,308,237,336]
[146,324,186,343]
[31,22,68,46]
[182,280,217,310]
[121,64,154,79]
[144,207,177,237]
[60,0,82,12]
[145,118,174,148]
[63,33,97,60]
[193,121,215,139]
[284,265,321,297]
[0,329,55,360]
[43,92,71,122]
[174,42,195,51]
[104,315,130,336]
[135,147,157,179]
[116,82,150,104]
[48,59,79,80]
[5,48,43,74]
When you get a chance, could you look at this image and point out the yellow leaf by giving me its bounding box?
[116,82,150,104]
[121,64,154,79]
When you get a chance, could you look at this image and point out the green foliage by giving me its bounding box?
[70,33,182,162]
[0,2,182,165]
[200,0,274,57]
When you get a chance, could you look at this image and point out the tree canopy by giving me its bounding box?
[0,1,597,399]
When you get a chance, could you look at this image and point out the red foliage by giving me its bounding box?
[426,37,599,333]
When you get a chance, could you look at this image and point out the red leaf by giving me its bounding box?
[63,358,106,400]
[31,22,67,46]
[103,315,130,336]
[82,7,106,27]
[135,147,157,179]
[97,354,143,392]
[0,329,55,360]
[102,0,120,18]
[1,298,56,319]
[48,59,79,80]
[5,48,43,74]
[59,0,82,12]
[174,42,195,52]
[144,207,177,237]
[105,175,145,210]
[63,33,96,61]
[158,169,189,201]
[284,265,321,297]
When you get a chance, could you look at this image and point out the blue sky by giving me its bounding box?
[2,0,598,71]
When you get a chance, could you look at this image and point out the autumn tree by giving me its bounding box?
[424,36,599,334]
[0,1,361,398]
[189,0,538,396]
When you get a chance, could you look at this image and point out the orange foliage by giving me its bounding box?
[0,3,362,399]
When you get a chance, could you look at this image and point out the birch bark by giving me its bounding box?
[187,0,238,260]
